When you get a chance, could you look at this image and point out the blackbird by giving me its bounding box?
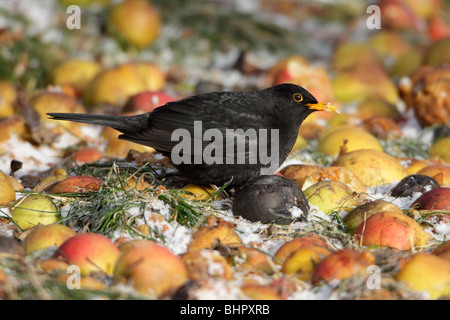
[48,83,336,186]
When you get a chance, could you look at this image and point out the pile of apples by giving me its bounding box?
[0,0,450,300]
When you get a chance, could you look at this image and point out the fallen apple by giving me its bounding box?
[182,249,233,281]
[0,115,28,147]
[32,168,69,193]
[281,245,332,281]
[331,42,383,72]
[51,59,102,97]
[55,232,120,276]
[274,234,331,265]
[279,164,322,189]
[49,175,103,194]
[123,91,176,113]
[132,62,167,93]
[266,55,334,103]
[429,137,450,164]
[368,31,411,61]
[304,180,358,215]
[241,284,282,300]
[0,170,16,205]
[188,219,243,251]
[301,166,366,193]
[181,184,218,201]
[23,224,76,255]
[395,253,450,299]
[332,149,407,187]
[102,126,155,158]
[84,63,165,107]
[356,97,401,119]
[230,246,275,274]
[404,159,430,175]
[433,240,450,261]
[30,92,85,129]
[69,147,104,165]
[10,194,60,230]
[317,125,383,157]
[331,65,399,104]
[0,81,17,118]
[343,199,404,232]
[411,187,450,210]
[117,239,156,252]
[56,273,106,291]
[312,248,375,284]
[424,37,450,66]
[114,242,187,297]
[354,211,430,250]
[36,258,70,273]
[417,165,450,187]
[108,0,161,48]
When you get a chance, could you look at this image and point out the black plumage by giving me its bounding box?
[48,83,335,186]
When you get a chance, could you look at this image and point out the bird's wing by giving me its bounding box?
[120,91,280,163]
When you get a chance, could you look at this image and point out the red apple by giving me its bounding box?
[124,91,176,112]
[379,0,422,31]
[428,15,450,42]
[69,147,104,165]
[411,187,450,210]
[354,211,430,250]
[312,248,375,284]
[266,55,334,104]
[50,175,103,194]
[54,233,121,276]
[23,224,76,255]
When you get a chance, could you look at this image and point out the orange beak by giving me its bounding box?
[306,102,339,113]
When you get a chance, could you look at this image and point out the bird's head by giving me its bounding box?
[272,83,337,121]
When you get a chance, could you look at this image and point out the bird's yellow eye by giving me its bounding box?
[293,93,303,102]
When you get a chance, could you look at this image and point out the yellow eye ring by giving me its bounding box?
[293,93,303,102]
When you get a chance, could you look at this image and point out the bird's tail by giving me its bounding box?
[47,112,150,134]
